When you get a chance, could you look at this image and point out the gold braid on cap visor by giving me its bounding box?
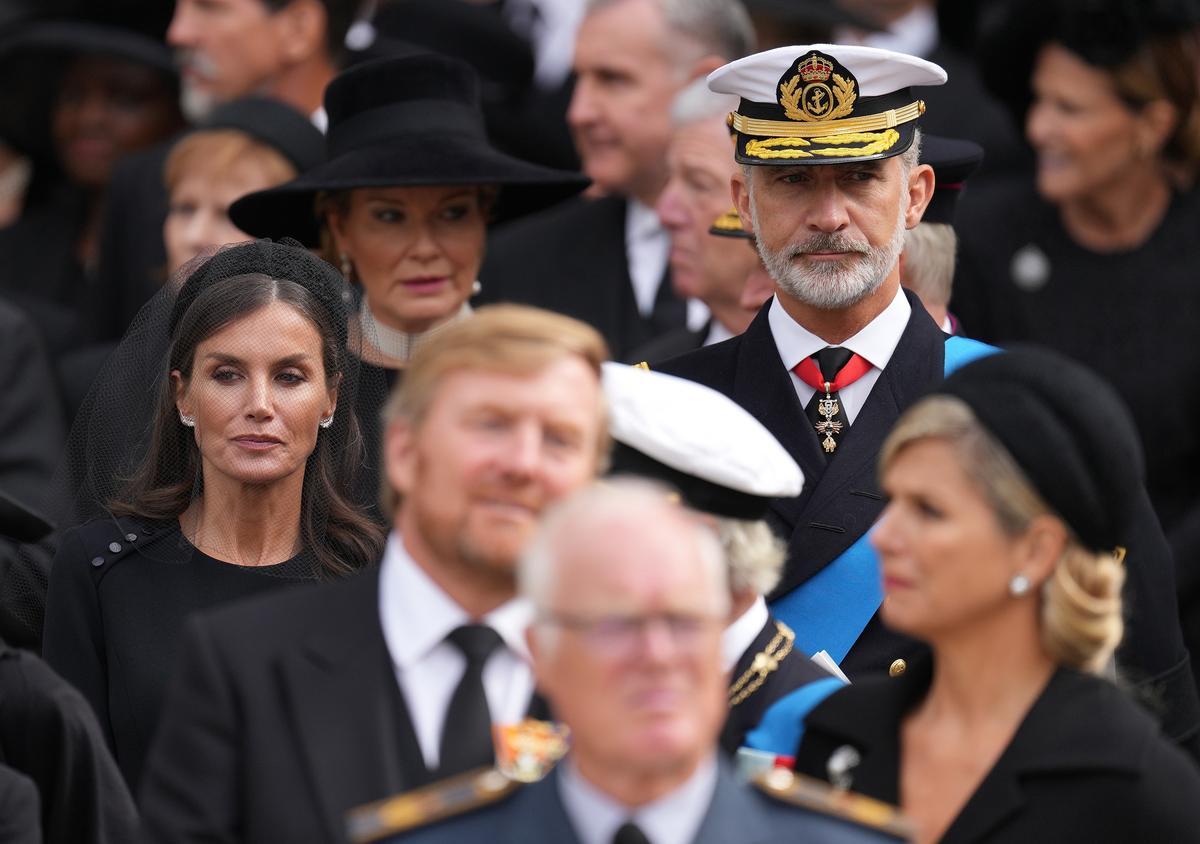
[729,100,924,160]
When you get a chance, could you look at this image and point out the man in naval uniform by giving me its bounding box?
[653,44,1200,755]
[348,480,913,844]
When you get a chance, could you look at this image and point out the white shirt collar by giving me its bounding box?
[625,198,664,243]
[378,532,532,670]
[721,596,770,672]
[768,286,911,373]
[310,106,328,134]
[558,754,719,844]
[704,320,735,347]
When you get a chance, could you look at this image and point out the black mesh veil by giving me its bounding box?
[7,239,390,644]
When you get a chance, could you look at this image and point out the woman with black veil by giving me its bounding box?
[41,238,386,789]
[228,52,588,514]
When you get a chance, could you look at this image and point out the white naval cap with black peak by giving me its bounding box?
[708,43,947,166]
[602,362,803,519]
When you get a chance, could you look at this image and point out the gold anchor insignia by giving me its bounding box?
[779,53,857,123]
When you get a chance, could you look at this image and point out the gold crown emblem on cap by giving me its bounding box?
[797,53,833,83]
[780,52,857,123]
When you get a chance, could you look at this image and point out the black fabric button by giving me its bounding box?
[108,542,122,553]
[90,557,104,567]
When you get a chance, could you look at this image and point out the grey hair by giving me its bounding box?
[902,222,957,309]
[520,479,731,648]
[671,77,740,127]
[585,0,755,63]
[717,517,785,596]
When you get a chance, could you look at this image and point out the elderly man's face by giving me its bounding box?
[734,155,931,310]
[657,119,759,310]
[386,359,604,579]
[568,0,685,201]
[532,509,728,781]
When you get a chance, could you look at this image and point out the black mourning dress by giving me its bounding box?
[952,182,1200,678]
[42,516,319,790]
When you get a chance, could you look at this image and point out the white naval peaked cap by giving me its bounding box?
[708,43,947,101]
[602,362,803,516]
[708,44,946,166]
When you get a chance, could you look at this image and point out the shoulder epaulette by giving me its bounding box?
[345,767,521,844]
[753,768,914,840]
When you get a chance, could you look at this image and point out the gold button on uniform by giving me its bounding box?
[889,659,907,678]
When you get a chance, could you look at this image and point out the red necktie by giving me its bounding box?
[792,348,873,456]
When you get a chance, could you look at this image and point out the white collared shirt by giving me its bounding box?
[558,754,719,844]
[768,286,912,423]
[703,320,735,348]
[721,596,769,672]
[377,532,535,770]
[625,199,673,320]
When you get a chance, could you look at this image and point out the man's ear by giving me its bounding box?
[686,54,726,83]
[384,417,418,500]
[904,162,935,230]
[732,170,754,234]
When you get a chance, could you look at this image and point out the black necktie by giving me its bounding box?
[438,624,503,776]
[613,821,652,844]
[803,347,854,458]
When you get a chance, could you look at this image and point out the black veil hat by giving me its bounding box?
[229,53,590,246]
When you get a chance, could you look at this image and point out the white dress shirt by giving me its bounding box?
[703,320,735,348]
[625,200,710,330]
[558,754,719,844]
[768,287,912,423]
[377,533,535,770]
[721,596,769,673]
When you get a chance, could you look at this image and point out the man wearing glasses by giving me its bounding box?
[354,480,911,843]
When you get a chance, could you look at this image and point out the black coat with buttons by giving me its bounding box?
[794,654,1200,843]
[41,516,319,790]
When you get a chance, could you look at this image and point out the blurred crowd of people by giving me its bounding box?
[1,0,1200,842]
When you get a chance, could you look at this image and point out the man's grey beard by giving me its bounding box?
[176,51,222,122]
[750,190,908,310]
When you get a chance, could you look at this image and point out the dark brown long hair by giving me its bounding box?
[112,272,384,577]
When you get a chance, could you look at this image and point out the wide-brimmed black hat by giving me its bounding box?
[230,53,588,246]
[0,18,177,156]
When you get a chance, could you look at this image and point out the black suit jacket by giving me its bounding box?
[139,566,546,844]
[477,195,684,360]
[795,655,1200,843]
[720,617,832,754]
[626,323,707,366]
[657,294,1200,754]
[657,294,943,678]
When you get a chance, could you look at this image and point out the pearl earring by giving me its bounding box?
[319,416,334,429]
[179,412,195,428]
[339,253,353,279]
[1009,573,1031,597]
[471,279,482,296]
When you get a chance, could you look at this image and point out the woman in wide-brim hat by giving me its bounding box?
[230,52,588,515]
[231,52,588,370]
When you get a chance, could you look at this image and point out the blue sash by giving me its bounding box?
[743,676,847,757]
[769,335,999,664]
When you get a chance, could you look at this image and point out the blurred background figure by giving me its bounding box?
[94,0,359,350]
[44,240,383,789]
[631,81,760,363]
[796,349,1200,843]
[231,53,587,512]
[0,14,182,360]
[899,134,984,334]
[356,479,912,844]
[951,0,1200,686]
[477,0,755,360]
[833,0,1026,177]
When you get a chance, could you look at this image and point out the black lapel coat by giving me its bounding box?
[626,323,707,366]
[656,294,1200,757]
[656,293,943,678]
[138,566,546,844]
[720,617,833,754]
[476,195,683,360]
[794,655,1200,843]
